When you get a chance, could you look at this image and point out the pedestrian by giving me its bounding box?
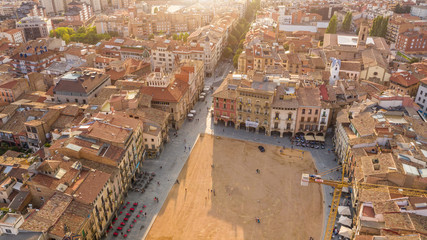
[184,146,186,151]
[176,179,180,184]
[144,212,147,217]
[189,146,191,151]
[213,189,215,196]
[160,166,162,169]
[157,181,160,185]
[185,188,187,192]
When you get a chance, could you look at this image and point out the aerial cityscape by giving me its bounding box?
[0,0,426,239]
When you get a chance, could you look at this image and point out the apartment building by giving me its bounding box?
[64,1,94,24]
[270,83,298,137]
[295,87,326,138]
[389,71,420,97]
[212,74,239,127]
[39,0,66,15]
[140,69,190,129]
[415,78,427,117]
[235,78,276,135]
[396,30,427,54]
[0,79,30,103]
[16,16,52,41]
[95,14,128,36]
[0,29,26,44]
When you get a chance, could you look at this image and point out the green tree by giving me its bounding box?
[326,15,338,34]
[182,32,189,42]
[341,12,352,32]
[172,33,178,40]
[370,16,388,37]
[283,43,289,51]
[62,33,70,44]
[153,7,158,13]
[148,34,154,40]
[222,47,233,59]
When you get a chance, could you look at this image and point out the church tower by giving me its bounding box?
[357,21,369,48]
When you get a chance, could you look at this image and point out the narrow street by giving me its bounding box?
[105,62,342,240]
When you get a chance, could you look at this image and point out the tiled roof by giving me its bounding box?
[73,170,110,205]
[20,193,73,232]
[390,72,420,87]
[140,79,189,103]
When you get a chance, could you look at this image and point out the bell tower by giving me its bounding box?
[357,21,369,48]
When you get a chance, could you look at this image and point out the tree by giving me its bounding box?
[370,16,388,37]
[222,47,233,59]
[62,33,70,44]
[341,12,352,32]
[172,33,178,40]
[283,43,289,51]
[153,7,158,13]
[326,15,338,34]
[394,4,411,14]
[182,32,189,42]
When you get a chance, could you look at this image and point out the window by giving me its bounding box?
[315,110,318,114]
[373,72,378,76]
[301,117,305,122]
[308,109,312,114]
[5,229,11,234]
[302,109,305,114]
[307,117,311,122]
[151,139,154,142]
[152,144,155,149]
[223,103,226,109]
[287,123,291,129]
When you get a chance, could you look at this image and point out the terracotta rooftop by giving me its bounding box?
[390,72,420,87]
[20,193,73,232]
[73,170,110,205]
[49,200,92,238]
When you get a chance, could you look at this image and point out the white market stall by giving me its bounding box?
[339,225,352,239]
[338,216,352,227]
[338,206,351,216]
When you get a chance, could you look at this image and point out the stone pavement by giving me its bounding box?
[105,63,342,240]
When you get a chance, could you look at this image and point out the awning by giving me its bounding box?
[315,135,325,142]
[305,135,315,141]
[203,87,210,91]
[338,216,352,227]
[199,95,205,99]
[339,225,352,239]
[338,206,351,216]
[187,113,194,117]
[190,110,196,114]
[201,92,206,96]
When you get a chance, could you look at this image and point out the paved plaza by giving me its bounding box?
[104,63,342,240]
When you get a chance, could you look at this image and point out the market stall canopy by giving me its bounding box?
[199,95,205,99]
[338,206,351,216]
[187,113,194,117]
[315,135,325,142]
[305,135,315,141]
[339,225,352,238]
[204,87,210,91]
[190,110,196,114]
[338,216,352,227]
[201,92,206,96]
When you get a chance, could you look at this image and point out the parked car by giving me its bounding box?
[258,146,265,152]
